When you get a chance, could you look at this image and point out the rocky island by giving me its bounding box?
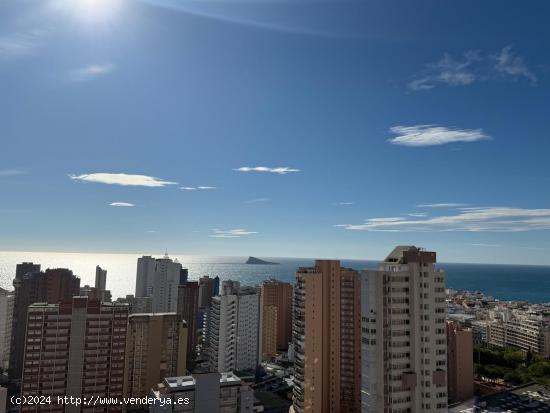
[245,256,280,265]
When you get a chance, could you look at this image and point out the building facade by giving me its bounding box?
[177,282,200,353]
[261,280,292,357]
[20,297,128,413]
[361,246,448,413]
[292,260,361,413]
[0,288,14,371]
[446,321,474,404]
[95,266,107,291]
[487,313,550,357]
[125,313,187,399]
[135,256,187,313]
[204,281,262,373]
[10,265,80,381]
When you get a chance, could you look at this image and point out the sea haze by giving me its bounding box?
[0,251,548,303]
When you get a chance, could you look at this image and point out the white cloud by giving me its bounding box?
[388,125,490,147]
[109,202,135,207]
[409,47,536,91]
[210,228,258,238]
[180,186,216,191]
[336,207,550,232]
[417,203,468,208]
[69,63,115,82]
[493,46,536,84]
[234,166,300,175]
[147,230,157,233]
[245,197,270,203]
[69,173,178,187]
[0,30,44,57]
[337,202,354,206]
[472,243,502,248]
[409,52,479,91]
[0,168,26,176]
[407,212,428,217]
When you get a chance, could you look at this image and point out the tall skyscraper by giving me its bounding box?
[0,288,14,371]
[177,281,200,353]
[95,265,107,291]
[125,313,188,399]
[136,256,157,297]
[361,246,448,413]
[10,266,80,381]
[261,280,293,357]
[135,255,187,313]
[204,281,262,373]
[292,260,361,413]
[447,321,474,404]
[20,297,128,413]
[212,276,220,297]
[198,276,215,309]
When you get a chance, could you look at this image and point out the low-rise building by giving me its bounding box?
[150,372,254,412]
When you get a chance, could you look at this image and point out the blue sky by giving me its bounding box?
[1,0,550,265]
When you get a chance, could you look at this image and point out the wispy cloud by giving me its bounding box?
[472,243,502,248]
[109,202,135,207]
[417,203,469,208]
[180,186,216,191]
[388,125,490,147]
[70,173,178,187]
[0,168,26,177]
[245,197,270,203]
[234,166,300,175]
[69,63,115,82]
[337,202,354,206]
[210,228,258,238]
[409,46,537,91]
[147,230,157,233]
[336,207,550,232]
[0,30,44,58]
[493,46,537,84]
[407,212,428,217]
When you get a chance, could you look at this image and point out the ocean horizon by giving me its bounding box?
[1,250,549,304]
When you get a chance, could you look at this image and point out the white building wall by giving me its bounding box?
[0,289,14,371]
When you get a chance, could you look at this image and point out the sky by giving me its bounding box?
[1,0,550,265]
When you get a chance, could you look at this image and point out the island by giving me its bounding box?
[245,256,280,265]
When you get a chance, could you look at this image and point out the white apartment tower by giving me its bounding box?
[0,288,14,371]
[361,246,448,413]
[205,281,262,373]
[135,255,186,313]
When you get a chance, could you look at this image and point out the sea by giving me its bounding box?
[0,251,549,304]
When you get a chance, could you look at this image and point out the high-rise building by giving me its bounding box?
[20,297,128,413]
[292,260,361,413]
[0,288,14,371]
[150,372,254,413]
[135,255,187,313]
[204,281,262,373]
[447,321,474,404]
[15,262,41,278]
[136,256,157,297]
[198,276,215,309]
[115,294,153,314]
[212,276,220,297]
[361,246,448,413]
[95,265,107,291]
[10,266,80,381]
[177,282,200,353]
[261,280,293,357]
[125,313,188,400]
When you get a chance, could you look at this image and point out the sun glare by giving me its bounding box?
[52,0,123,24]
